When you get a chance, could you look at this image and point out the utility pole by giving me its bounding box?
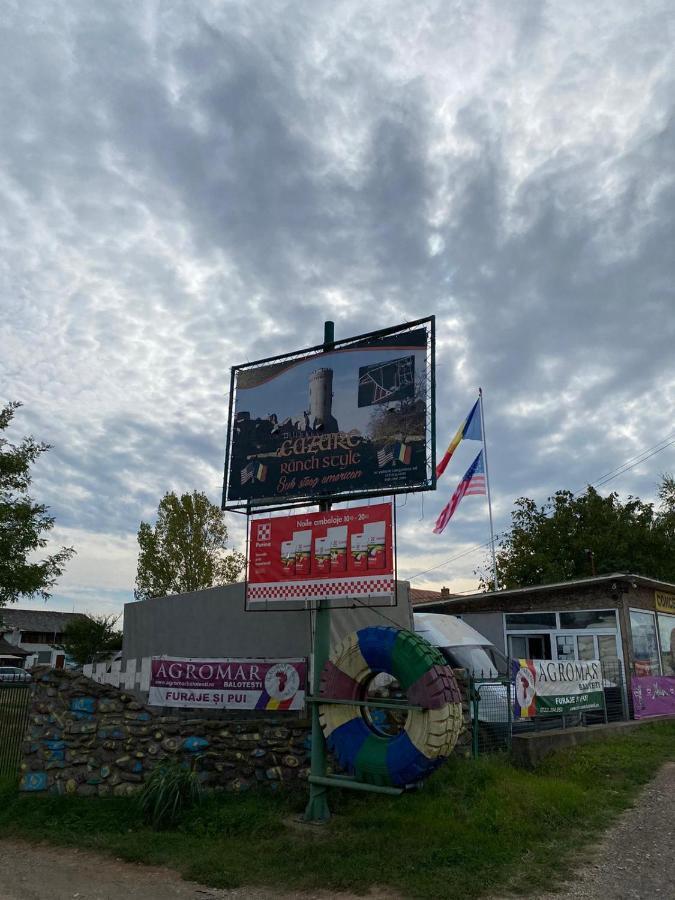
[303,320,334,823]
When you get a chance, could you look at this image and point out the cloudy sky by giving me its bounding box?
[2,0,674,620]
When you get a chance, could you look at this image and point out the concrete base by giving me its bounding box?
[512,715,675,768]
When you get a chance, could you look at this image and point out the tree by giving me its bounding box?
[0,402,75,607]
[482,480,675,590]
[135,490,245,600]
[60,614,123,666]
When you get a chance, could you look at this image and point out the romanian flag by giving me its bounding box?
[397,443,412,464]
[436,398,482,478]
[433,450,486,535]
[255,463,268,482]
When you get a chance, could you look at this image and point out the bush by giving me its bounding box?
[137,758,202,830]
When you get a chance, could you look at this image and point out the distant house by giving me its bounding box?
[0,609,86,669]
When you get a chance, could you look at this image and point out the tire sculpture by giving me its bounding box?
[319,626,463,787]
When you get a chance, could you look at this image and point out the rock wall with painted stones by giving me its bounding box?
[19,668,310,796]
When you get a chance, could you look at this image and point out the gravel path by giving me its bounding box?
[528,761,675,900]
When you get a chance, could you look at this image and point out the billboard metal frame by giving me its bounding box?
[222,316,436,513]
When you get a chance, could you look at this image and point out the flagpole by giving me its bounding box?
[478,387,499,591]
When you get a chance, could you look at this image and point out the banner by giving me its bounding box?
[512,658,604,718]
[149,657,307,711]
[224,321,433,507]
[631,676,675,718]
[247,501,394,606]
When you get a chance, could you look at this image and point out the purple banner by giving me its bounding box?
[149,657,307,711]
[631,676,675,719]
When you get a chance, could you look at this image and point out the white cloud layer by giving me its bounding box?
[1,0,673,616]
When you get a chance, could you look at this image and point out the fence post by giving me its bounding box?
[471,677,479,758]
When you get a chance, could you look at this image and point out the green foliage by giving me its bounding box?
[59,614,123,666]
[134,490,245,601]
[137,758,202,830]
[0,723,672,898]
[0,402,75,607]
[483,477,675,589]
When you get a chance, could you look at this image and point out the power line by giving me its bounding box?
[405,429,675,582]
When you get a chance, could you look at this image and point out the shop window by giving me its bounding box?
[559,610,616,630]
[598,634,619,663]
[505,612,556,631]
[629,609,660,676]
[508,634,552,660]
[577,635,595,661]
[556,635,576,661]
[657,614,675,676]
[37,651,52,664]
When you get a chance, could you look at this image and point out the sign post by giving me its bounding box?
[303,321,334,823]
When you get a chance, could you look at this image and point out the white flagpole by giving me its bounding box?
[479,387,499,591]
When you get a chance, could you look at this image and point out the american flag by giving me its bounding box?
[241,464,255,485]
[433,450,486,535]
[377,445,394,467]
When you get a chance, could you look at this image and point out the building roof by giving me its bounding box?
[0,608,86,634]
[0,636,30,657]
[409,587,455,605]
[411,572,675,614]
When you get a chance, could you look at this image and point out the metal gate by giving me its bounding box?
[0,681,31,778]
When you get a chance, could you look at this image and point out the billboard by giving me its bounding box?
[149,657,307,711]
[223,318,434,509]
[246,501,394,607]
[512,658,604,718]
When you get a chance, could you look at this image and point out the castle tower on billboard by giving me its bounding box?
[309,368,338,432]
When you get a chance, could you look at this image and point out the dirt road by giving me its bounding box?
[0,764,672,899]
[530,761,675,900]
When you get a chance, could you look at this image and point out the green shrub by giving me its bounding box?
[137,758,202,830]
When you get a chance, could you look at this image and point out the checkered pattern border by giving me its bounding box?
[247,576,395,601]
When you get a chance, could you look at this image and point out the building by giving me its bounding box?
[122,581,413,663]
[0,609,86,669]
[412,573,675,681]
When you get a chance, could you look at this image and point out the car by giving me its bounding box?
[413,612,512,725]
[0,666,32,683]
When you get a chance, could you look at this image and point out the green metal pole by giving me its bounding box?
[303,321,335,824]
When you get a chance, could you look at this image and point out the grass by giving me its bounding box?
[0,721,673,899]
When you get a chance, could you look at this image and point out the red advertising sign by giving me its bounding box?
[247,501,394,605]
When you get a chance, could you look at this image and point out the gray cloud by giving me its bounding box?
[1,0,673,608]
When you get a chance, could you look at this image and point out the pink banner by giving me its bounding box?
[149,657,307,711]
[631,676,675,719]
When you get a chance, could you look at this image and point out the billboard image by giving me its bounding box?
[246,501,394,607]
[223,319,434,508]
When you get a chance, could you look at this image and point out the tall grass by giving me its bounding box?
[137,759,202,830]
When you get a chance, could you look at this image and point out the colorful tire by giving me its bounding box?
[319,626,463,787]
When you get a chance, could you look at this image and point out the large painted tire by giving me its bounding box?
[319,626,463,787]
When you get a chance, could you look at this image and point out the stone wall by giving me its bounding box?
[19,667,311,796]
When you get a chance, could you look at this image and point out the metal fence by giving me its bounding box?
[0,680,32,778]
[469,659,629,757]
